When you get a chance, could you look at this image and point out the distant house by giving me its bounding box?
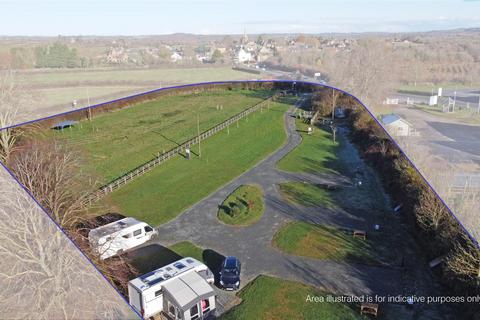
[257,46,273,62]
[380,114,413,136]
[237,48,254,64]
[106,47,128,64]
[171,51,183,63]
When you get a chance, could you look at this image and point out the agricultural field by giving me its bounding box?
[15,67,258,117]
[18,67,252,86]
[35,85,144,108]
[54,89,272,183]
[103,98,291,225]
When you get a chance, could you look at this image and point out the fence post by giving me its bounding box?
[86,94,274,204]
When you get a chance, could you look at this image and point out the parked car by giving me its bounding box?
[88,217,157,260]
[219,256,241,290]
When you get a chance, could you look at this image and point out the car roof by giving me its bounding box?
[224,256,238,267]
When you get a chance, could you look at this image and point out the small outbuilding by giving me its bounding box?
[380,114,412,137]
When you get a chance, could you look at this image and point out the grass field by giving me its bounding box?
[278,182,337,209]
[55,89,272,183]
[220,275,366,320]
[217,185,265,226]
[103,99,292,226]
[277,119,340,174]
[398,82,480,94]
[272,222,379,265]
[36,85,143,107]
[19,67,252,86]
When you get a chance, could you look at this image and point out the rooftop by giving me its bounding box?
[163,270,214,311]
[381,113,411,126]
[130,257,205,291]
[88,217,141,239]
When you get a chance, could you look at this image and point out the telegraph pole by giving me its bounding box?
[197,113,201,158]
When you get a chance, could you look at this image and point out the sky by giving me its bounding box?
[1,0,480,36]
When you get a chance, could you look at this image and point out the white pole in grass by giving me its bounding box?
[197,112,201,158]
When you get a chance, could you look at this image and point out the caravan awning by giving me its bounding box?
[162,271,215,312]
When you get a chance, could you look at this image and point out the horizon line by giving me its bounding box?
[1,27,478,38]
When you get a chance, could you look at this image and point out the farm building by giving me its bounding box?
[380,114,413,137]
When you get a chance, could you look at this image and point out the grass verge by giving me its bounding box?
[272,221,379,265]
[278,182,337,209]
[277,118,339,174]
[220,275,366,320]
[169,241,204,262]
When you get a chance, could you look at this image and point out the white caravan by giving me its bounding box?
[88,217,157,260]
[128,257,216,319]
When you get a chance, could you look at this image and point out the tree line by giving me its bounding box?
[34,42,79,68]
[310,89,479,318]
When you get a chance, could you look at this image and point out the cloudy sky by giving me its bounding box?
[1,0,480,35]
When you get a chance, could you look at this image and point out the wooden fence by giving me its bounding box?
[84,94,276,204]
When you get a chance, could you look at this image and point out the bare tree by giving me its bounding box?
[415,186,452,234]
[10,140,95,230]
[0,70,30,163]
[8,138,140,297]
[0,170,136,319]
[446,234,480,284]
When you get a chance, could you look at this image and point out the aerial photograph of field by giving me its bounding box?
[1,1,480,320]
[1,79,476,320]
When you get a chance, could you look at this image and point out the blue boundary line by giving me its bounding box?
[0,159,143,320]
[0,80,478,319]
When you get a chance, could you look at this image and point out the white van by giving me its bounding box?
[128,257,215,319]
[88,217,157,260]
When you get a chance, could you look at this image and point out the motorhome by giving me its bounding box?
[88,217,157,260]
[128,257,216,319]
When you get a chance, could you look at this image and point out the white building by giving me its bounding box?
[171,51,183,63]
[237,48,254,64]
[381,114,413,137]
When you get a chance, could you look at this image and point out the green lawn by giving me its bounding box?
[218,185,265,226]
[55,89,272,183]
[220,275,366,320]
[278,182,337,209]
[103,99,292,226]
[169,241,204,262]
[277,119,339,174]
[273,222,380,265]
